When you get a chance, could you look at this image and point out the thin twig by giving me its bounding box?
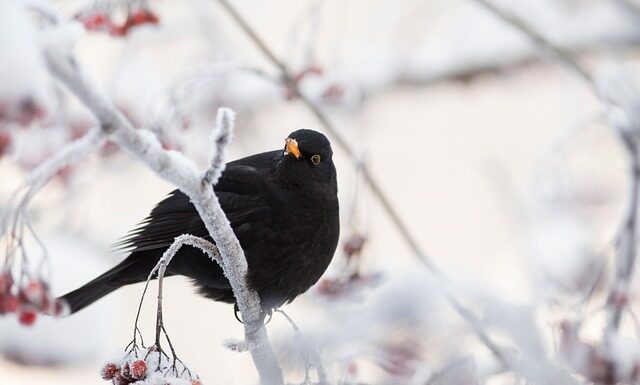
[606,130,640,331]
[276,309,328,385]
[470,0,593,84]
[214,0,432,268]
[214,0,520,374]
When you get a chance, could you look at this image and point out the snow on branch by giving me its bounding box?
[40,21,284,385]
[595,65,640,332]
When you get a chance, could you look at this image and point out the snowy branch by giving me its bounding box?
[607,130,640,331]
[595,66,640,332]
[204,107,234,185]
[43,37,284,385]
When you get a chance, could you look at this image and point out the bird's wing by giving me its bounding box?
[113,159,276,253]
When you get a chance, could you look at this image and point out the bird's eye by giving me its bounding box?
[311,154,321,165]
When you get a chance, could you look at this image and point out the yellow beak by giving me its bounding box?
[284,138,301,159]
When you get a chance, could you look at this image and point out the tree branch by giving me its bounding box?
[212,2,584,384]
[607,130,640,330]
[45,48,284,384]
[469,0,593,84]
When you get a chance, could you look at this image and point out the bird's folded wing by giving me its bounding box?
[113,163,273,253]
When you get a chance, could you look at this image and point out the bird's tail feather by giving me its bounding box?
[59,258,139,315]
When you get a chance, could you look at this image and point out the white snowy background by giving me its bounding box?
[1,0,640,384]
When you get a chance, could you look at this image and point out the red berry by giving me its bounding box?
[191,379,202,385]
[129,359,147,380]
[0,272,13,294]
[0,132,11,158]
[4,295,19,313]
[129,10,147,26]
[101,363,118,380]
[129,9,159,26]
[18,309,37,326]
[78,11,110,30]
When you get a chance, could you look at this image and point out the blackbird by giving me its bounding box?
[60,129,339,314]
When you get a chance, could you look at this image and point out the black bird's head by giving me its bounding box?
[279,129,337,192]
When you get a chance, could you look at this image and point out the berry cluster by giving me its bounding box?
[101,360,149,385]
[0,273,65,326]
[76,9,159,37]
[101,350,203,385]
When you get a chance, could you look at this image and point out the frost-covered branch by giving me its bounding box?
[22,127,106,206]
[145,234,222,375]
[607,130,640,330]
[44,39,284,384]
[595,66,640,332]
[204,107,234,185]
[2,127,106,232]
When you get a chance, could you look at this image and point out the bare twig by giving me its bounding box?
[275,309,328,385]
[215,0,437,280]
[606,130,640,330]
[470,0,593,83]
[214,0,523,374]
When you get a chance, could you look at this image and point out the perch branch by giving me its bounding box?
[45,48,283,384]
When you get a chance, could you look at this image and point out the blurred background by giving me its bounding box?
[1,0,640,384]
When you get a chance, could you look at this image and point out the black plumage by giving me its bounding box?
[60,129,339,314]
